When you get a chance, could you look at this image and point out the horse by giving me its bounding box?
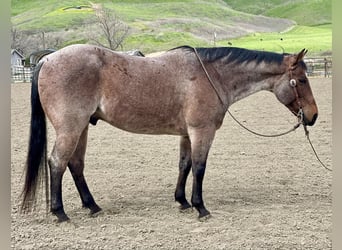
[20,44,318,222]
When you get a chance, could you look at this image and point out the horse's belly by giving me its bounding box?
[98,104,188,135]
[108,116,187,135]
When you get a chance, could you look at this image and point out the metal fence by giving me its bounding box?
[305,57,332,78]
[11,56,332,82]
[11,66,32,82]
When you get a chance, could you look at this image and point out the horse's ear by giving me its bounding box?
[292,49,308,66]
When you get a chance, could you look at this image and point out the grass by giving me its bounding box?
[11,1,94,31]
[11,0,332,55]
[223,0,331,26]
[265,0,331,26]
[124,32,208,53]
[221,24,332,56]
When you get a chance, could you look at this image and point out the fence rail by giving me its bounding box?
[11,66,32,82]
[304,57,332,77]
[11,56,332,83]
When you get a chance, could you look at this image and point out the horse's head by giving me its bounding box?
[274,49,318,126]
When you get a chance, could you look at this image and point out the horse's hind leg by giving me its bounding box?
[49,132,83,222]
[68,125,101,215]
[175,136,192,210]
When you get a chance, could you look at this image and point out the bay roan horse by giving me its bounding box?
[21,44,318,222]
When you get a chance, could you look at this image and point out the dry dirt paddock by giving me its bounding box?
[11,78,332,250]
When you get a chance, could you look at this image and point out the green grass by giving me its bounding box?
[223,0,331,26]
[12,1,94,31]
[11,0,91,15]
[223,0,286,15]
[265,0,331,26]
[11,0,332,54]
[219,24,331,56]
[11,1,233,32]
[124,32,208,53]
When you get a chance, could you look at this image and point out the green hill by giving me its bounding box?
[223,0,331,26]
[11,0,331,55]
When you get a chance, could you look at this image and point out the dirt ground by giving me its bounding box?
[11,78,332,250]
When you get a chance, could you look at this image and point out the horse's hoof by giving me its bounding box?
[56,215,70,223]
[198,213,212,222]
[89,205,102,215]
[89,208,103,217]
[198,208,211,221]
[52,209,70,223]
[179,205,193,214]
[179,202,191,210]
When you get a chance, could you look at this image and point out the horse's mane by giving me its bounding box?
[173,45,292,66]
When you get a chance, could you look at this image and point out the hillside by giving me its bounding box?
[11,0,331,55]
[224,0,332,26]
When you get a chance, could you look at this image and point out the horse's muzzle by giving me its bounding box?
[303,113,318,126]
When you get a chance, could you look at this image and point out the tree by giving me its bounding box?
[11,27,24,52]
[11,27,64,56]
[88,4,129,50]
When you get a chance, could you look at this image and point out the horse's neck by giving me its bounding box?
[218,63,282,105]
[229,75,273,104]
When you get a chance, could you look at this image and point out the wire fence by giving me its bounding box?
[11,57,332,83]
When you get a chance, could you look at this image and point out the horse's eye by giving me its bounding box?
[298,78,306,84]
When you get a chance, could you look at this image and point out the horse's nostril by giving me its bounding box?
[312,113,318,124]
[307,113,318,126]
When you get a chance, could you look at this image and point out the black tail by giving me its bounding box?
[20,61,48,212]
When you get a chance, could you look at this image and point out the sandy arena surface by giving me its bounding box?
[11,78,332,249]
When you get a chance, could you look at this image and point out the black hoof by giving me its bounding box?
[179,203,192,211]
[89,204,102,215]
[176,197,192,211]
[82,201,102,214]
[57,217,70,223]
[198,212,212,222]
[197,207,211,220]
[89,207,103,218]
[179,204,193,214]
[55,212,70,223]
[51,207,70,222]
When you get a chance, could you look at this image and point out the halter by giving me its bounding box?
[289,66,304,125]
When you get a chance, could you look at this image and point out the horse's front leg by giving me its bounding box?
[188,126,216,219]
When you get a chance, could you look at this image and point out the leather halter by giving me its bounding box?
[289,66,304,123]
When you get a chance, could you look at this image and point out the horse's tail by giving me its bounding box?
[20,61,49,213]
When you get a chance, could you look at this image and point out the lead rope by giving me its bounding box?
[226,109,302,137]
[303,125,332,171]
[290,72,332,172]
[193,47,331,171]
